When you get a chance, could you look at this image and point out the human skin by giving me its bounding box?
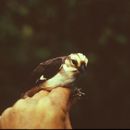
[0,87,72,129]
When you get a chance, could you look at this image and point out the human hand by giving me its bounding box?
[0,87,72,129]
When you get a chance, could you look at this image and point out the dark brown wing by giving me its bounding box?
[31,56,67,85]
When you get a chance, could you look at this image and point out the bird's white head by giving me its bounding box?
[62,53,88,73]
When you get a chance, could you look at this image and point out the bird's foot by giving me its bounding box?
[72,87,85,98]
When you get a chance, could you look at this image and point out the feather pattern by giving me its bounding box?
[31,56,67,85]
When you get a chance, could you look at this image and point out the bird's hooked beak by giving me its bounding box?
[78,62,87,72]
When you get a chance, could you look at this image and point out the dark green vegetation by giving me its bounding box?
[0,0,130,128]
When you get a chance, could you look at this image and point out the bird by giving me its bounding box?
[23,53,88,98]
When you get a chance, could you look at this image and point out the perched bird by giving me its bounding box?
[23,53,88,98]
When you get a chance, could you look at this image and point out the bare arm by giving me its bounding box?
[0,87,72,129]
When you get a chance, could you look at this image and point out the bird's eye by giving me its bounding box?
[72,59,78,66]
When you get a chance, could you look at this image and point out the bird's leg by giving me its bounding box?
[70,87,86,105]
[72,87,85,99]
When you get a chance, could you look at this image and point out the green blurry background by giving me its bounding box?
[0,0,130,128]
